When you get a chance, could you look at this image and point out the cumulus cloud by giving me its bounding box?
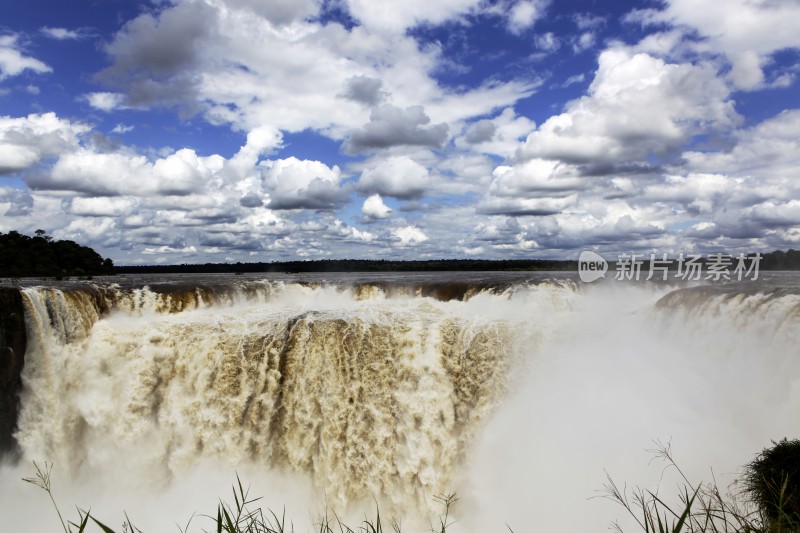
[143,245,198,255]
[477,194,577,216]
[456,107,536,157]
[362,193,392,219]
[40,148,215,196]
[68,196,138,217]
[340,75,386,107]
[516,47,739,166]
[96,1,213,110]
[261,157,346,210]
[224,0,321,25]
[344,0,482,34]
[6,0,799,261]
[0,187,33,217]
[84,92,127,112]
[0,34,51,80]
[88,0,537,153]
[464,120,496,144]
[507,0,546,35]
[344,104,449,154]
[626,0,800,90]
[488,159,586,197]
[7,122,364,262]
[393,225,428,246]
[357,156,431,199]
[26,125,276,200]
[683,109,800,184]
[239,192,263,208]
[0,113,88,175]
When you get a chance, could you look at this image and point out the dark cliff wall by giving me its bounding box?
[0,287,26,453]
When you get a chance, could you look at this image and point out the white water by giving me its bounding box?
[1,277,799,532]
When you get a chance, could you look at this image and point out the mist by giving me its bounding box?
[1,276,798,531]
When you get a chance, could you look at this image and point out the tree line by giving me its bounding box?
[0,230,114,278]
[115,258,575,273]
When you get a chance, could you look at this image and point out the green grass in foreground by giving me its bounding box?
[23,462,460,533]
[22,439,800,532]
[601,440,800,533]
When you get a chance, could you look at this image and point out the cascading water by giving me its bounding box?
[1,273,799,532]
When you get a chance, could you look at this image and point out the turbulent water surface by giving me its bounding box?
[1,271,799,531]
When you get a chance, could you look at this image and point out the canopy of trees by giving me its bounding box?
[0,230,114,278]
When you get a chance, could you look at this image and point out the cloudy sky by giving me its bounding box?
[1,0,799,264]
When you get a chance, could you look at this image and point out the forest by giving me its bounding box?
[0,230,115,278]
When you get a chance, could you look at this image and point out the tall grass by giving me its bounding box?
[22,439,800,532]
[601,440,800,533]
[22,463,459,533]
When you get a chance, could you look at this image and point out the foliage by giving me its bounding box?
[22,465,459,533]
[758,250,800,271]
[22,440,800,532]
[742,439,800,528]
[115,258,575,274]
[602,440,800,533]
[0,230,114,278]
[114,250,800,274]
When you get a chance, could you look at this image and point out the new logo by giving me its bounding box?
[578,251,607,282]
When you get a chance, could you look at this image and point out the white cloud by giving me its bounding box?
[0,113,88,175]
[627,0,800,90]
[508,0,546,35]
[572,32,596,53]
[344,104,449,154]
[478,194,577,217]
[683,109,800,184]
[223,0,320,25]
[111,124,134,134]
[6,1,800,261]
[261,157,345,210]
[60,216,118,241]
[344,0,482,34]
[729,50,765,90]
[40,27,85,40]
[97,0,536,140]
[68,196,138,217]
[362,194,392,219]
[456,107,536,157]
[535,32,560,52]
[488,159,585,197]
[39,146,228,197]
[83,92,127,112]
[393,225,428,246]
[330,219,375,243]
[143,245,198,254]
[517,47,739,166]
[0,34,51,80]
[562,74,585,87]
[357,156,431,199]
[46,150,155,195]
[0,187,33,217]
[573,13,606,30]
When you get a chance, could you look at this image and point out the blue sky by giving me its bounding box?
[1,0,799,264]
